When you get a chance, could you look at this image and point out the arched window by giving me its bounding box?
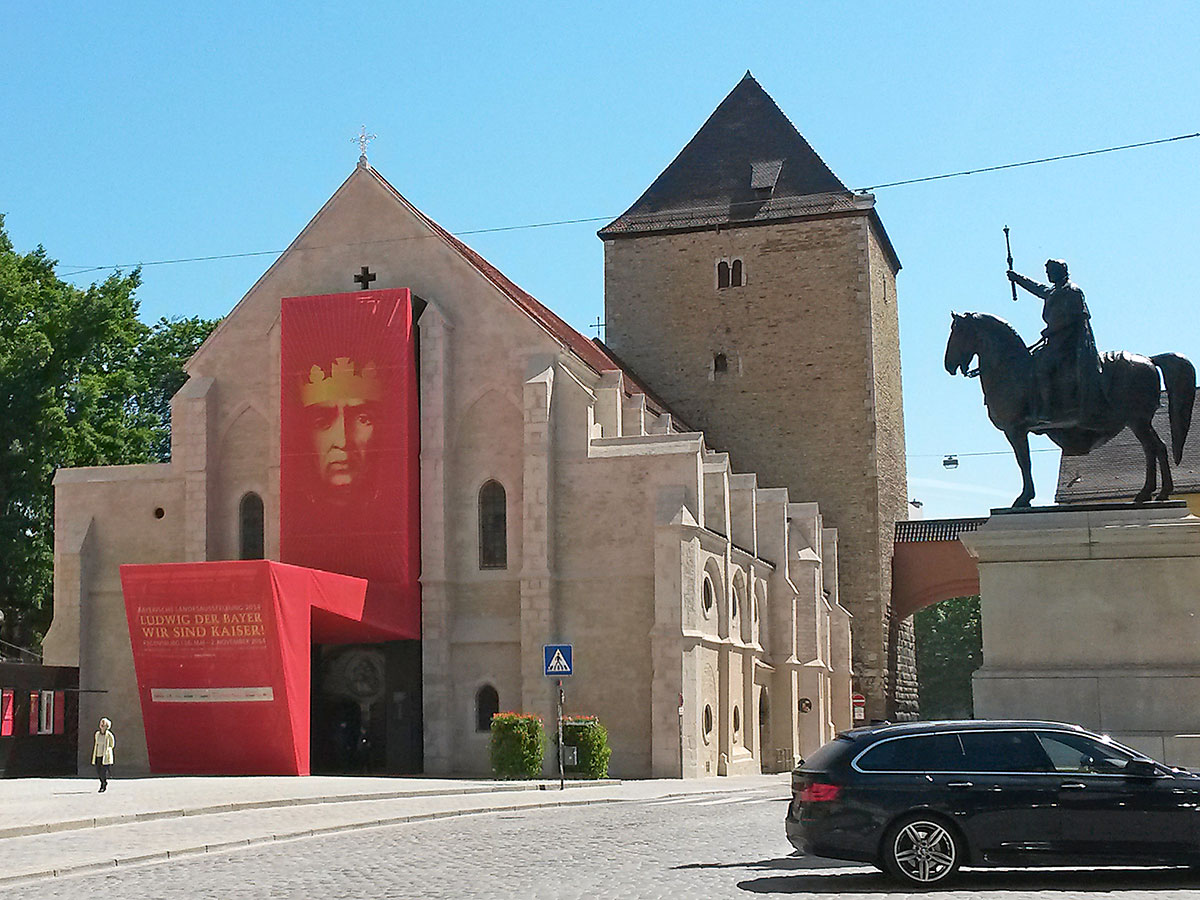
[701,573,716,618]
[730,259,743,287]
[717,260,730,289]
[713,353,728,375]
[479,480,507,569]
[475,684,499,732]
[239,492,264,560]
[731,571,747,629]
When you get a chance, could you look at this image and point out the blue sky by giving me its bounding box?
[3,2,1198,519]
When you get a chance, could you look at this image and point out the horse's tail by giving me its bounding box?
[1151,353,1196,464]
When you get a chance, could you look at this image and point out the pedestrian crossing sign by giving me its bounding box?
[543,644,573,676]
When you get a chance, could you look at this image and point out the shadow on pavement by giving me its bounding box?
[737,865,1200,894]
[674,856,823,872]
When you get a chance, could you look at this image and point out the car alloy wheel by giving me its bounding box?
[884,815,961,886]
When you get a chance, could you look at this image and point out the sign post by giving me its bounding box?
[556,680,564,790]
[852,693,866,723]
[543,644,573,790]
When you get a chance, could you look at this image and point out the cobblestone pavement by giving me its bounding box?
[11,785,1200,899]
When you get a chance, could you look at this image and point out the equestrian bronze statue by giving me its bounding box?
[945,258,1195,507]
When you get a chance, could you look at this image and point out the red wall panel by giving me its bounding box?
[121,561,369,775]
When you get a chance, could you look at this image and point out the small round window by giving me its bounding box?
[733,706,741,739]
[703,704,714,743]
[701,575,715,618]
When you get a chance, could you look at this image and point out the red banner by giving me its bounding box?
[280,289,420,640]
[120,561,369,775]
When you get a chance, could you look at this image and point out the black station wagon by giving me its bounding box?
[786,720,1200,886]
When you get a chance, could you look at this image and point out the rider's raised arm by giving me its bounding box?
[1007,270,1051,299]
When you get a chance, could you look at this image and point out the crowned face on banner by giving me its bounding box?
[300,356,381,499]
[278,289,420,641]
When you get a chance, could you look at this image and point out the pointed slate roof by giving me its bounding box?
[599,73,900,269]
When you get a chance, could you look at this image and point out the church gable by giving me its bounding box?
[187,164,629,395]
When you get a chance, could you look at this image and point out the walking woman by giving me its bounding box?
[93,717,115,792]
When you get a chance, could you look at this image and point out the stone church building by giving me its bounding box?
[43,74,907,778]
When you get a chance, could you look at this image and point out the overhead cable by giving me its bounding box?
[57,130,1199,277]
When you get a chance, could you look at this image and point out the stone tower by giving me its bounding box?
[599,73,913,720]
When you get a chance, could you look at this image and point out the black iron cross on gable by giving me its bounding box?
[354,266,376,288]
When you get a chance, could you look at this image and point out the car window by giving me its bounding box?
[857,734,965,772]
[958,730,1051,773]
[802,736,856,771]
[1035,731,1139,774]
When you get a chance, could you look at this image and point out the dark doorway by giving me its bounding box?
[310,640,422,774]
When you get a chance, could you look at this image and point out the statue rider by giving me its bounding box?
[1007,259,1103,427]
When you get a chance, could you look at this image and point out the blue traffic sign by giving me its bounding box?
[543,644,573,676]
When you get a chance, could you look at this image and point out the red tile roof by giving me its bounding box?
[368,166,683,424]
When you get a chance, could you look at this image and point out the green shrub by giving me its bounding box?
[562,715,612,779]
[489,712,546,779]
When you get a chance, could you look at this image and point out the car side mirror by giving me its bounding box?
[1125,759,1160,778]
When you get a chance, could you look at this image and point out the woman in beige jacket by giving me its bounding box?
[92,717,115,792]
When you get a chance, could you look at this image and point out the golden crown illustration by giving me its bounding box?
[301,357,382,406]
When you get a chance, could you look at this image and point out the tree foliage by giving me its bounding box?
[0,217,218,648]
[914,594,983,719]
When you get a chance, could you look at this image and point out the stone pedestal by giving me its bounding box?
[962,502,1200,767]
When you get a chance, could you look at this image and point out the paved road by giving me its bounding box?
[11,785,1200,899]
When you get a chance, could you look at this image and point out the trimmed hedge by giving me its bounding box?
[562,715,612,779]
[490,712,546,779]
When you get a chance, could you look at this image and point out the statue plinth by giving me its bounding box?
[963,502,1200,766]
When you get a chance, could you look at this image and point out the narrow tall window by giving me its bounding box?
[476,684,499,732]
[713,353,728,375]
[730,259,743,287]
[479,480,507,569]
[759,689,770,748]
[717,260,731,289]
[239,492,265,560]
[38,690,54,734]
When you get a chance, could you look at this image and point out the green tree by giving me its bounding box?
[914,594,982,719]
[0,217,217,649]
[137,316,221,461]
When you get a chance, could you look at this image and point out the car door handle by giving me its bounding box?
[946,782,973,789]
[1060,783,1087,790]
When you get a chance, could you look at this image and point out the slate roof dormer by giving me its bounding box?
[599,72,900,271]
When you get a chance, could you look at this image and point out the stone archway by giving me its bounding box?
[891,518,986,619]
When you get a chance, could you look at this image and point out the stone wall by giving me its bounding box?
[867,224,916,719]
[603,210,907,720]
[44,465,186,772]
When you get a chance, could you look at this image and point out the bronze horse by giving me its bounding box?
[945,312,1195,507]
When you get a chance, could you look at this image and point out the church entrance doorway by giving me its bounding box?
[310,640,422,774]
